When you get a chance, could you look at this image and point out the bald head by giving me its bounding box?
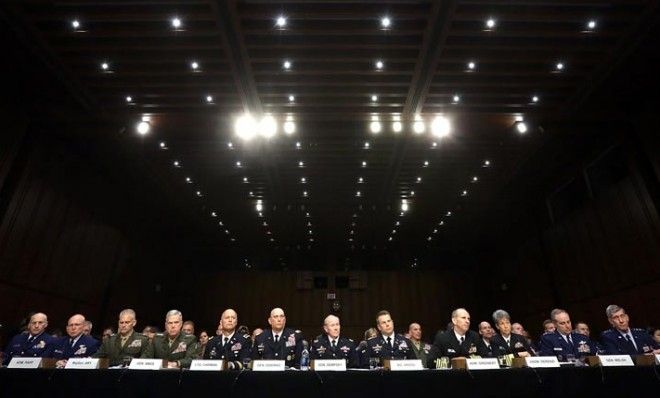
[220,308,238,335]
[323,314,341,339]
[66,314,86,338]
[451,308,471,335]
[268,307,286,332]
[28,313,48,336]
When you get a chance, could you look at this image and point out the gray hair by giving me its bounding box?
[492,309,510,324]
[605,304,624,318]
[451,308,468,319]
[119,309,136,319]
[165,309,183,320]
[550,308,567,322]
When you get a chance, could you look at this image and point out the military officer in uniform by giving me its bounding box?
[93,308,152,366]
[426,308,480,368]
[360,310,416,368]
[251,307,304,368]
[490,309,533,358]
[150,309,197,368]
[407,323,431,366]
[538,308,597,361]
[53,314,100,366]
[203,308,252,368]
[310,314,358,368]
[600,304,660,355]
[3,312,56,365]
[476,321,496,358]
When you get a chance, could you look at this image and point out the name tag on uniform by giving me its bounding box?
[252,359,285,371]
[129,358,164,370]
[598,355,634,367]
[385,359,424,371]
[190,360,225,371]
[524,356,560,368]
[65,358,101,369]
[311,359,346,371]
[465,358,499,370]
[8,357,42,369]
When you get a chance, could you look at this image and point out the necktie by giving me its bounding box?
[625,334,637,352]
[70,338,75,347]
[120,336,128,347]
[27,336,34,344]
[460,336,465,344]
[386,336,392,347]
[506,338,510,346]
[274,334,279,343]
[567,335,573,346]
[332,339,337,348]
[223,337,229,346]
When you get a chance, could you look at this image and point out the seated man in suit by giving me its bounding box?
[53,314,100,367]
[93,308,152,366]
[360,310,416,368]
[151,309,197,369]
[600,304,659,355]
[426,308,480,368]
[476,321,496,358]
[490,309,533,359]
[251,307,304,368]
[538,308,597,361]
[203,308,252,368]
[310,314,359,368]
[3,312,56,365]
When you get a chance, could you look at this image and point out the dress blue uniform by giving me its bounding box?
[360,333,416,368]
[3,332,56,365]
[203,332,252,368]
[600,328,659,355]
[491,333,534,357]
[53,334,100,359]
[310,334,359,368]
[251,328,304,368]
[538,331,597,360]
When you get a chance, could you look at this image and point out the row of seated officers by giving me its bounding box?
[3,304,659,369]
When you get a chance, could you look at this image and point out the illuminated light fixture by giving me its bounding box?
[401,199,409,212]
[243,177,248,183]
[100,62,109,71]
[159,142,167,149]
[283,118,296,135]
[258,114,278,138]
[467,61,476,71]
[410,191,415,196]
[196,191,202,197]
[249,191,254,196]
[433,229,438,233]
[427,236,432,241]
[173,160,180,167]
[361,161,367,167]
[472,176,479,182]
[485,18,496,30]
[392,229,397,234]
[416,176,422,183]
[295,141,301,148]
[515,121,528,134]
[439,221,444,226]
[190,61,199,70]
[206,95,213,103]
[358,177,364,183]
[532,95,539,103]
[423,160,429,167]
[302,191,308,197]
[141,115,151,122]
[452,95,460,103]
[171,17,182,29]
[211,212,217,217]
[71,20,80,29]
[356,191,361,197]
[371,95,378,102]
[305,212,310,217]
[381,16,391,28]
[364,141,370,149]
[483,159,491,167]
[369,120,382,134]
[276,15,287,28]
[225,230,230,234]
[431,115,451,138]
[256,200,263,212]
[413,115,425,134]
[587,20,597,30]
[288,95,295,102]
[283,60,291,70]
[395,221,400,226]
[388,236,393,241]
[227,142,233,149]
[185,177,192,183]
[301,177,306,183]
[431,142,438,148]
[125,96,133,103]
[392,121,402,133]
[219,221,224,226]
[235,113,257,141]
[298,160,304,167]
[236,161,242,167]
[461,190,468,196]
[446,211,452,216]
[555,62,564,71]
[136,121,150,135]
[375,60,384,70]
[258,212,263,217]
[308,230,313,235]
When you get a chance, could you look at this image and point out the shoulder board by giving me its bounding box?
[367,336,377,340]
[243,334,251,339]
[295,330,302,334]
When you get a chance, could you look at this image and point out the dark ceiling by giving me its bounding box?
[2,0,658,269]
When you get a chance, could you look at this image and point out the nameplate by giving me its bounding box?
[465,358,500,370]
[65,358,101,369]
[311,359,346,371]
[128,358,164,370]
[190,360,225,371]
[525,356,561,368]
[8,357,42,369]
[598,355,634,367]
[252,360,285,371]
[385,359,424,371]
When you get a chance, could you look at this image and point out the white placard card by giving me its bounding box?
[525,356,561,368]
[128,358,163,370]
[465,358,500,370]
[598,355,634,367]
[388,359,424,371]
[190,360,224,371]
[252,359,285,371]
[8,357,42,369]
[65,358,101,369]
[312,359,347,371]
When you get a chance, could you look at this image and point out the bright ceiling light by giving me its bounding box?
[173,160,180,167]
[556,62,564,71]
[101,62,109,70]
[227,142,233,148]
[356,191,361,197]
[358,177,363,183]
[256,200,263,212]
[258,114,278,138]
[392,121,402,133]
[515,121,528,134]
[206,95,213,103]
[416,176,422,183]
[369,121,382,134]
[462,190,468,196]
[283,120,296,135]
[361,161,367,167]
[136,121,150,135]
[375,60,384,70]
[72,20,80,29]
[288,95,295,102]
[185,177,192,183]
[276,16,287,28]
[236,161,242,167]
[472,176,479,182]
[295,141,301,148]
[431,115,451,138]
[283,60,291,70]
[587,20,596,30]
[453,95,460,103]
[171,17,182,29]
[301,177,306,183]
[298,160,304,167]
[235,113,257,141]
[191,61,199,70]
[126,96,132,103]
[467,61,476,70]
[401,199,409,212]
[485,18,496,29]
[532,95,539,103]
[483,159,491,167]
[196,191,202,197]
[364,141,370,149]
[243,177,248,183]
[413,115,425,134]
[371,95,378,102]
[381,17,391,28]
[423,160,429,167]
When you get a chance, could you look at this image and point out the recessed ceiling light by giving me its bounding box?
[462,190,468,196]
[431,142,438,148]
[284,120,296,135]
[225,229,230,234]
[125,96,132,103]
[413,118,425,134]
[258,114,278,138]
[392,229,397,234]
[101,62,109,71]
[298,160,304,167]
[301,177,306,183]
[416,176,422,183]
[369,121,382,134]
[196,191,202,197]
[433,229,438,233]
[256,200,263,212]
[446,211,452,216]
[283,60,291,70]
[555,62,564,71]
[227,142,233,149]
[361,161,367,167]
[364,141,370,149]
[401,199,409,212]
[71,20,80,29]
[587,20,596,30]
[392,121,402,133]
[243,177,248,183]
[452,95,460,103]
[410,191,415,196]
[358,177,364,183]
[235,114,257,141]
[211,212,217,217]
[159,142,166,149]
[483,159,491,167]
[485,18,496,29]
[136,121,150,135]
[431,115,451,137]
[191,61,199,70]
[423,160,429,167]
[375,60,384,70]
[206,95,213,103]
[249,191,254,196]
[276,16,287,28]
[288,95,295,102]
[303,191,308,197]
[185,177,192,183]
[532,95,539,103]
[173,160,180,167]
[356,191,361,197]
[371,95,378,102]
[381,16,391,28]
[515,121,528,134]
[467,61,476,70]
[171,17,182,29]
[236,161,242,167]
[472,176,479,182]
